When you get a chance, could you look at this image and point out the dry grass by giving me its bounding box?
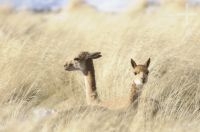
[0,4,200,132]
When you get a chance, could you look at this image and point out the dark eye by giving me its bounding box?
[134,72,137,75]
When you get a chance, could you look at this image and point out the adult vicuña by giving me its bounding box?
[64,51,150,109]
[65,52,101,105]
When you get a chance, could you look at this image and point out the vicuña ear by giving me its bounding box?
[131,59,137,68]
[145,58,151,68]
[87,52,102,59]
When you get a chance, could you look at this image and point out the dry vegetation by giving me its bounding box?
[0,3,200,132]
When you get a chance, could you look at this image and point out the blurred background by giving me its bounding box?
[0,0,200,13]
[1,0,200,132]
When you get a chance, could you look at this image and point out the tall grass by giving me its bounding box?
[0,4,200,132]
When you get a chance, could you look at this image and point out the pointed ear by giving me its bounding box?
[87,52,102,59]
[131,59,137,68]
[145,58,151,68]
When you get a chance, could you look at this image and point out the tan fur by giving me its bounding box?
[64,52,101,105]
[129,83,140,105]
[83,69,100,105]
[64,52,150,110]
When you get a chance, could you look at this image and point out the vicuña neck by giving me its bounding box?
[129,82,143,105]
[82,60,99,105]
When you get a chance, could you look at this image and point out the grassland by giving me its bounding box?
[0,4,200,132]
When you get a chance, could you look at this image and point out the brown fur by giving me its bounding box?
[64,52,101,105]
[83,60,100,105]
[64,52,150,110]
[129,83,140,105]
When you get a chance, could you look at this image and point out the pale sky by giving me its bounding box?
[0,0,200,12]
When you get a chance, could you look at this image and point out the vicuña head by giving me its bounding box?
[64,52,101,74]
[64,51,102,105]
[131,58,150,87]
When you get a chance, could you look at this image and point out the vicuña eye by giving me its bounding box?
[74,58,80,61]
[134,72,137,75]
